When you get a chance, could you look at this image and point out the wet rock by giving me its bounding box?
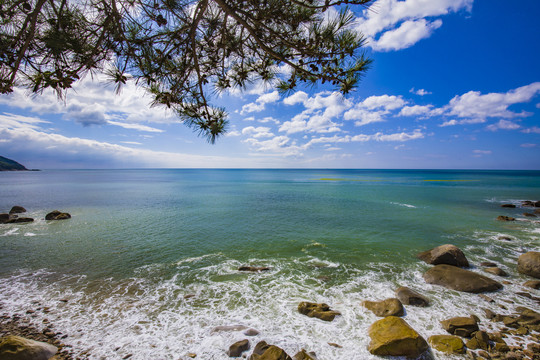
[500,204,516,208]
[484,267,508,277]
[522,200,535,207]
[465,330,490,351]
[395,286,429,307]
[249,343,292,360]
[417,244,469,268]
[0,213,9,223]
[498,236,513,241]
[479,294,494,303]
[362,298,404,317]
[211,325,248,333]
[480,261,498,267]
[523,212,537,217]
[238,266,270,272]
[535,208,540,214]
[428,335,465,354]
[244,328,260,336]
[227,339,250,357]
[367,316,428,357]
[187,354,197,358]
[505,351,521,360]
[298,302,340,322]
[484,308,497,319]
[527,342,540,354]
[515,306,540,327]
[497,216,515,221]
[0,335,57,360]
[292,349,317,360]
[45,211,71,221]
[327,343,341,348]
[250,341,270,358]
[423,264,503,293]
[523,280,540,289]
[9,206,26,214]
[517,251,540,279]
[5,217,34,223]
[441,316,479,337]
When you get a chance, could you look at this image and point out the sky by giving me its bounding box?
[1,0,540,169]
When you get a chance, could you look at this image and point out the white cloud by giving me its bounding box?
[521,143,537,148]
[359,94,406,111]
[439,120,458,127]
[371,19,442,51]
[108,121,164,133]
[410,88,432,96]
[472,150,492,157]
[344,94,406,125]
[242,126,274,138]
[344,109,385,126]
[243,135,305,156]
[486,120,521,132]
[356,0,473,51]
[398,105,433,117]
[240,91,280,114]
[284,91,309,105]
[121,141,143,145]
[522,126,540,134]
[0,112,50,130]
[306,129,424,146]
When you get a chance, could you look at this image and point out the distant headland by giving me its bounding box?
[0,156,39,171]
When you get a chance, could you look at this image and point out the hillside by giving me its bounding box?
[0,156,28,171]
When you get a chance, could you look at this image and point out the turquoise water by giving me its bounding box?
[0,169,539,359]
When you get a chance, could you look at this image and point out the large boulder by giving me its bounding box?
[6,217,34,224]
[395,286,429,307]
[9,206,26,214]
[45,210,71,221]
[417,244,469,268]
[298,302,340,322]
[428,335,465,354]
[228,339,250,357]
[440,316,479,337]
[367,316,428,357]
[0,335,57,360]
[523,280,540,289]
[249,342,292,360]
[518,252,540,279]
[292,349,317,360]
[423,264,503,293]
[465,330,490,351]
[362,298,404,317]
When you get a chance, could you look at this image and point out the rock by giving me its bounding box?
[527,342,540,353]
[524,212,537,217]
[395,286,429,307]
[250,343,292,360]
[440,316,479,337]
[501,204,516,208]
[367,316,428,357]
[535,208,540,214]
[523,280,540,289]
[428,335,465,354]
[517,251,540,279]
[423,264,503,293]
[479,294,494,303]
[417,244,469,267]
[484,308,497,319]
[9,206,26,214]
[0,335,57,360]
[497,216,515,221]
[298,302,340,321]
[5,217,34,223]
[244,328,259,336]
[0,214,10,224]
[327,343,341,348]
[238,266,270,272]
[515,306,540,326]
[211,325,248,333]
[522,201,535,207]
[45,211,71,221]
[484,267,508,277]
[498,236,513,241]
[465,330,490,351]
[227,339,250,357]
[362,298,404,317]
[292,349,317,360]
[480,261,498,267]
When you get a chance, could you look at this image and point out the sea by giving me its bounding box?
[0,169,539,359]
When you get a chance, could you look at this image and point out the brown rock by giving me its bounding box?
[428,335,465,354]
[298,302,340,322]
[523,212,537,217]
[479,294,494,303]
[517,251,540,279]
[423,264,503,293]
[292,349,316,360]
[498,236,513,241]
[395,286,429,307]
[0,335,57,360]
[440,316,479,337]
[5,217,34,223]
[238,266,270,272]
[367,316,428,357]
[497,216,515,221]
[484,267,508,277]
[417,244,469,267]
[9,206,26,214]
[465,331,490,351]
[227,339,250,357]
[480,261,498,267]
[523,280,540,289]
[45,211,71,221]
[362,298,404,317]
[250,345,292,360]
[0,213,10,223]
[501,204,516,208]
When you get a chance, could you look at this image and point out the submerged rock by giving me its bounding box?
[0,335,57,360]
[211,325,248,333]
[45,210,71,221]
[523,280,540,289]
[417,244,469,268]
[395,286,429,307]
[238,266,270,272]
[423,264,503,293]
[362,298,404,317]
[227,339,250,357]
[428,335,465,354]
[501,204,516,208]
[480,261,498,267]
[5,217,34,224]
[298,302,340,322]
[498,236,513,241]
[9,206,26,214]
[440,316,479,337]
[484,267,508,277]
[518,251,540,279]
[524,212,537,217]
[497,215,515,221]
[367,316,428,357]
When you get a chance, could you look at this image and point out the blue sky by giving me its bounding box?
[1,0,540,169]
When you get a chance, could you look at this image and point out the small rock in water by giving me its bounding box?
[0,213,10,223]
[480,261,498,267]
[498,236,513,241]
[211,325,248,333]
[293,349,317,360]
[484,267,509,277]
[184,294,196,299]
[428,334,465,354]
[523,280,540,289]
[243,328,259,336]
[327,343,342,348]
[362,298,404,317]
[518,251,540,279]
[417,244,469,268]
[440,316,479,337]
[238,266,270,272]
[465,330,490,351]
[9,206,26,214]
[479,294,494,303]
[45,210,71,221]
[523,212,537,217]
[497,215,515,221]
[395,286,429,307]
[227,339,250,357]
[501,204,516,208]
[187,353,197,358]
[298,302,340,322]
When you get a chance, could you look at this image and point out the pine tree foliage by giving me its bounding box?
[0,0,372,142]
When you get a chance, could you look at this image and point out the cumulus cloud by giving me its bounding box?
[305,129,424,147]
[240,91,280,114]
[521,143,537,148]
[398,104,434,117]
[242,126,274,138]
[472,150,492,157]
[356,0,473,51]
[243,135,305,156]
[486,120,521,132]
[344,94,406,125]
[410,88,432,96]
[522,127,540,134]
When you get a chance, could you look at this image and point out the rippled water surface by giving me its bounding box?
[0,169,539,359]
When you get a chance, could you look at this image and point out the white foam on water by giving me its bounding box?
[390,202,417,208]
[24,232,37,237]
[1,228,19,236]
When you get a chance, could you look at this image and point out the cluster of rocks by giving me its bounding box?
[498,200,540,221]
[0,206,71,224]
[225,339,317,359]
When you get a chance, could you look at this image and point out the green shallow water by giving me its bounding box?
[0,169,539,359]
